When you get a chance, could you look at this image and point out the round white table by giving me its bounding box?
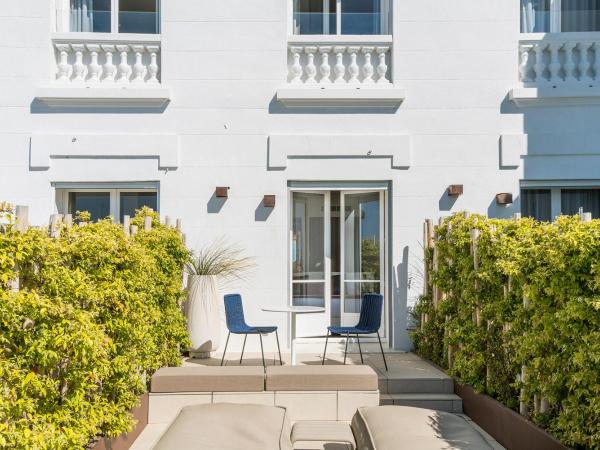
[261,305,325,365]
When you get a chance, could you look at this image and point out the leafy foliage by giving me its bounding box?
[0,207,189,449]
[412,213,600,449]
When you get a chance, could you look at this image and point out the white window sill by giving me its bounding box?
[288,35,392,44]
[34,86,171,108]
[509,86,600,107]
[276,86,405,107]
[52,32,161,43]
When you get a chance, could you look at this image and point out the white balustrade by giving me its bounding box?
[287,40,392,85]
[519,36,600,85]
[52,38,161,85]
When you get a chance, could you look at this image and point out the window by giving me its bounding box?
[60,189,158,222]
[70,0,160,34]
[521,189,552,221]
[293,0,391,35]
[521,0,600,33]
[521,187,600,221]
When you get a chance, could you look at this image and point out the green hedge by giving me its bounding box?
[0,207,190,449]
[412,213,600,449]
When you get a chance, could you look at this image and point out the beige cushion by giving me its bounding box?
[266,365,378,391]
[351,406,494,450]
[151,366,265,393]
[292,421,356,450]
[153,403,292,450]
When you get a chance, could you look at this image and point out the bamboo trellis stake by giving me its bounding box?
[15,205,29,233]
[144,216,152,231]
[123,215,131,237]
[64,214,73,229]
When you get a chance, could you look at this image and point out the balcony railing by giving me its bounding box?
[286,36,392,85]
[518,34,600,86]
[51,34,161,85]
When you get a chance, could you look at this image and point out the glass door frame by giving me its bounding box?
[339,190,386,329]
[287,186,388,341]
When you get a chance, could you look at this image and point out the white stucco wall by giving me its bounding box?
[1,0,599,352]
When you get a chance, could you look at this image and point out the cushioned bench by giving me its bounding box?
[153,403,292,450]
[149,365,379,424]
[291,421,356,450]
[351,405,495,450]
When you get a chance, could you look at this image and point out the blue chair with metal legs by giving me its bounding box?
[322,293,388,371]
[221,294,283,368]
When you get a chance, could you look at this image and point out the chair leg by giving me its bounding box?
[275,330,283,366]
[343,333,349,365]
[259,334,265,369]
[322,331,329,365]
[377,331,388,371]
[239,334,247,365]
[221,332,230,366]
[356,334,364,364]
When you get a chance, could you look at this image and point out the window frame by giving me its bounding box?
[57,188,158,223]
[521,182,600,220]
[291,0,392,36]
[521,0,600,33]
[59,0,161,34]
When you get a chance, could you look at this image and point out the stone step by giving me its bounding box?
[378,375,454,394]
[380,393,463,413]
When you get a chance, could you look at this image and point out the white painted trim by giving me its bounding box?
[510,87,600,107]
[289,181,390,191]
[52,32,162,44]
[30,134,179,169]
[269,134,411,169]
[288,35,392,45]
[521,179,600,188]
[34,87,171,108]
[276,87,404,107]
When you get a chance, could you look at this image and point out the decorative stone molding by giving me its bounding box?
[268,135,411,169]
[279,35,402,107]
[500,134,527,169]
[35,33,169,108]
[30,134,179,170]
[512,33,600,106]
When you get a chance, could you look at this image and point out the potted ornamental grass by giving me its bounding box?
[185,240,254,358]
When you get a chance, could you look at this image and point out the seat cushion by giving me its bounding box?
[151,366,265,393]
[351,405,494,450]
[153,403,292,450]
[266,365,378,391]
[292,421,356,450]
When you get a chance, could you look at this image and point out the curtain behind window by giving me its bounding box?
[521,0,551,32]
[561,0,600,31]
[521,189,552,221]
[70,0,94,32]
[561,189,600,218]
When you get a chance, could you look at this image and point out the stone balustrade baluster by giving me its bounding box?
[547,43,561,83]
[86,44,101,83]
[333,46,347,84]
[362,46,375,83]
[533,43,546,83]
[580,42,593,83]
[116,45,131,83]
[102,45,117,83]
[147,45,159,84]
[563,42,576,82]
[318,46,332,84]
[55,44,71,82]
[376,46,390,83]
[290,46,303,83]
[71,44,86,82]
[593,43,600,82]
[347,46,360,84]
[131,45,147,83]
[304,46,317,84]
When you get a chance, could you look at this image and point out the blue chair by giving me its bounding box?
[221,294,282,368]
[322,294,388,371]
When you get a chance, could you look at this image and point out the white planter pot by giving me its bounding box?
[186,275,221,358]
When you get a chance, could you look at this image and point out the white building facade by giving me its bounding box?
[2,0,600,352]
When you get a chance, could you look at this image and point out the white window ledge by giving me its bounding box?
[276,86,405,107]
[509,87,600,107]
[34,86,171,108]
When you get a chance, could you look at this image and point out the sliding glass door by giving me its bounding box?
[521,0,600,32]
[290,189,386,337]
[340,191,384,327]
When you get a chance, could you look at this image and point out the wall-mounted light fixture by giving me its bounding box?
[215,187,229,198]
[496,193,513,205]
[263,195,276,208]
[447,185,464,197]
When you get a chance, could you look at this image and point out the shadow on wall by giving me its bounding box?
[255,201,273,222]
[438,191,459,212]
[391,246,411,351]
[207,193,227,214]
